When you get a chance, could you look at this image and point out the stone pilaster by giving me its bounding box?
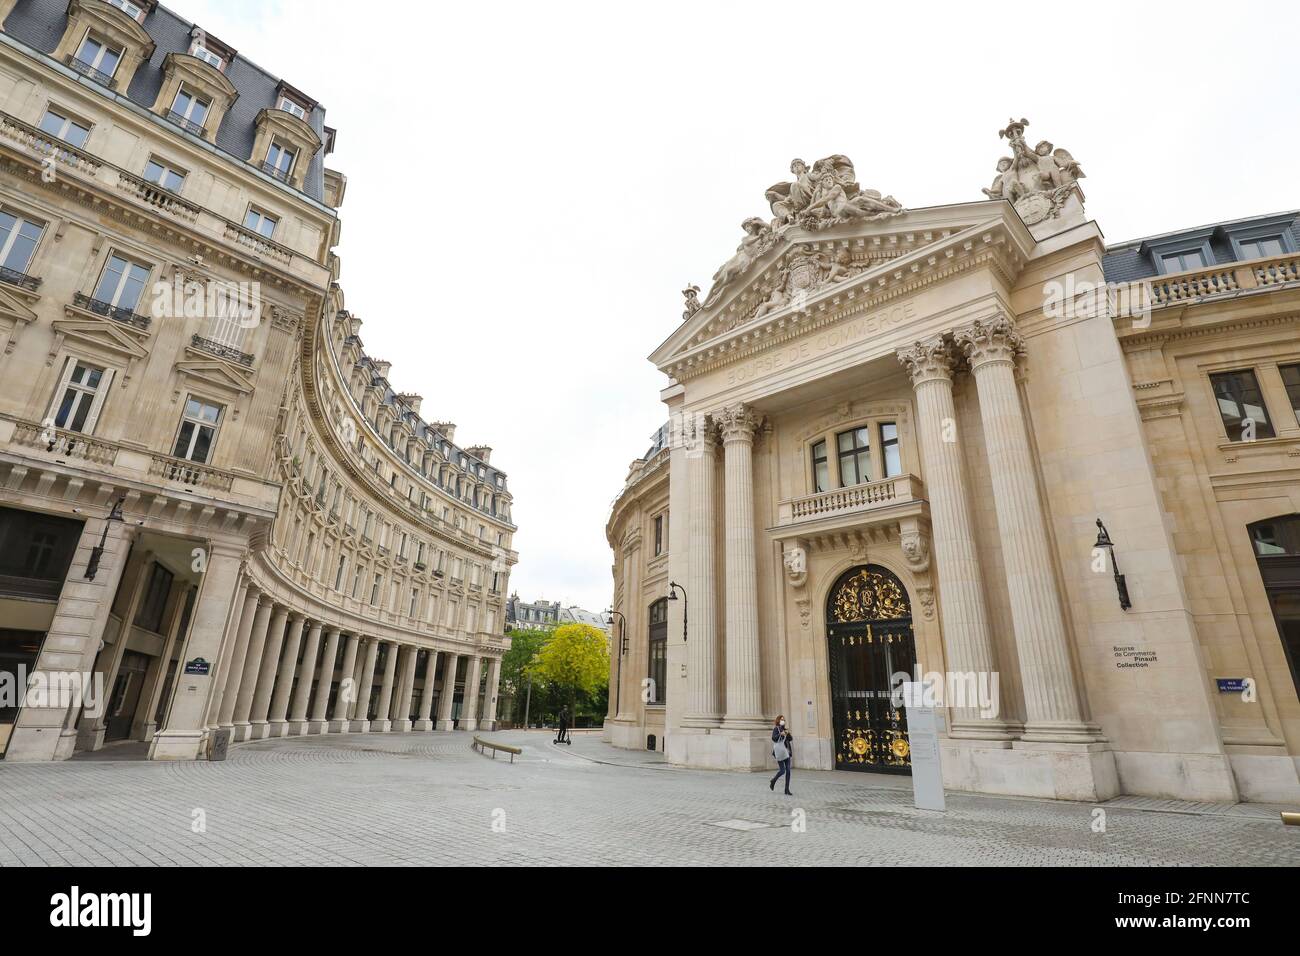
[288,621,324,734]
[954,313,1098,743]
[684,413,722,728]
[481,657,502,730]
[717,403,766,731]
[205,575,249,732]
[898,336,1014,741]
[391,645,418,732]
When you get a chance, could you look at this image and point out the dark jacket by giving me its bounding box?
[772,725,793,760]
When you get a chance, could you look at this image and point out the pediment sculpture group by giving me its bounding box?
[695,117,1085,314]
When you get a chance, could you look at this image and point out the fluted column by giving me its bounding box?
[414,650,439,731]
[718,403,766,729]
[232,597,273,741]
[219,587,261,731]
[460,655,483,732]
[391,646,419,732]
[326,632,357,731]
[955,313,1096,742]
[684,414,722,728]
[350,638,380,732]
[481,657,502,730]
[268,614,307,736]
[371,641,399,733]
[898,336,1015,740]
[436,653,460,731]
[288,621,324,735]
[306,629,340,733]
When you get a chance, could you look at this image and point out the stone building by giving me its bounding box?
[505,593,560,631]
[0,0,516,761]
[606,131,1300,803]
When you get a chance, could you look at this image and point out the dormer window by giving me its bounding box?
[278,96,307,120]
[169,87,210,136]
[191,45,223,70]
[107,0,147,20]
[1160,249,1207,273]
[73,34,123,84]
[263,142,296,183]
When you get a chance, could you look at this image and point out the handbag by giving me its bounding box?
[773,737,790,761]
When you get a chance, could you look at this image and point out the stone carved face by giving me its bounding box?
[783,548,806,576]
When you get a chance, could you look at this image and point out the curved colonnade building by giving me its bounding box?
[0,0,515,761]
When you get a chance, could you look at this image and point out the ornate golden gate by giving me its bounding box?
[826,565,915,774]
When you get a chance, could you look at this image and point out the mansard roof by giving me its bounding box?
[1102,210,1300,284]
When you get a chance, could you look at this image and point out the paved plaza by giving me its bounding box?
[0,731,1295,866]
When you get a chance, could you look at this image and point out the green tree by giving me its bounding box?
[532,623,609,718]
[499,627,551,724]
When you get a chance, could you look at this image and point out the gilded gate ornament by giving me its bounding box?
[830,568,910,623]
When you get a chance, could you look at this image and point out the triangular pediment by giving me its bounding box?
[653,201,1035,370]
[0,284,39,324]
[174,355,255,396]
[51,315,151,361]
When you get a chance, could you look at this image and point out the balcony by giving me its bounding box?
[0,265,40,292]
[0,112,101,176]
[191,334,253,366]
[1144,252,1300,310]
[148,453,234,492]
[115,170,200,224]
[67,56,114,87]
[11,420,117,466]
[166,111,205,137]
[223,222,292,265]
[72,292,151,330]
[773,474,926,535]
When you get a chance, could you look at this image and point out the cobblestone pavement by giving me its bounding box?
[0,729,1296,866]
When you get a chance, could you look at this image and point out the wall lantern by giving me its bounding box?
[1094,518,1132,611]
[84,497,126,582]
[667,581,688,642]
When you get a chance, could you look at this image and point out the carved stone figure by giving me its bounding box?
[765,158,817,226]
[705,217,775,306]
[681,284,701,322]
[987,118,1085,225]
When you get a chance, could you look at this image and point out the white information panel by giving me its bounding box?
[902,682,945,812]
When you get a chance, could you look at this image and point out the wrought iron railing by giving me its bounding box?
[68,57,114,86]
[261,161,291,183]
[191,334,253,366]
[167,110,205,137]
[72,292,151,330]
[0,265,40,291]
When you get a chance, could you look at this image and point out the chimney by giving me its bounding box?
[430,421,456,442]
[398,393,423,415]
[466,445,492,464]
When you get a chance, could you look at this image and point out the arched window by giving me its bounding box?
[647,598,668,704]
[1248,515,1300,700]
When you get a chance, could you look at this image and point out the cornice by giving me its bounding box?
[1118,310,1300,352]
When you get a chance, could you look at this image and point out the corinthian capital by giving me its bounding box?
[716,403,761,444]
[896,335,956,388]
[953,311,1024,371]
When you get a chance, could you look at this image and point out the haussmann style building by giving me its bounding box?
[605,127,1300,804]
[0,0,516,762]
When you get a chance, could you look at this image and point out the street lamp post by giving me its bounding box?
[606,609,627,715]
[667,581,688,642]
[1094,517,1132,611]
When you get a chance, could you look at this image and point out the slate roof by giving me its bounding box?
[1103,211,1300,284]
[5,0,328,202]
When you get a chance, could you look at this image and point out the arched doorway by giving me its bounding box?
[826,565,916,774]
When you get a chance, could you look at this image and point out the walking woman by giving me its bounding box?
[769,715,793,795]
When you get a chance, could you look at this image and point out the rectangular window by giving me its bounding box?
[74,34,122,80]
[653,514,665,556]
[92,253,151,313]
[1238,236,1285,259]
[190,44,224,70]
[143,158,187,193]
[351,564,364,599]
[51,361,107,433]
[1210,369,1275,441]
[38,108,91,149]
[172,396,224,463]
[243,208,278,239]
[370,573,382,605]
[811,439,829,493]
[107,0,145,18]
[334,555,347,591]
[647,599,668,705]
[278,97,307,120]
[264,142,296,182]
[409,589,419,618]
[837,427,871,486]
[169,88,210,132]
[1160,249,1207,273]
[1280,364,1300,426]
[880,422,902,478]
[0,210,44,276]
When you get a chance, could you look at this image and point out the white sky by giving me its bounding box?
[178,0,1300,611]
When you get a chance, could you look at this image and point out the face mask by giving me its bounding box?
[779,720,786,727]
